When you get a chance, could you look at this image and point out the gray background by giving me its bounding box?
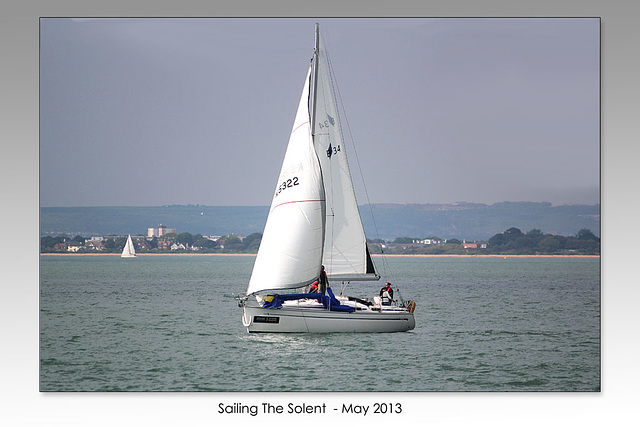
[2,0,636,426]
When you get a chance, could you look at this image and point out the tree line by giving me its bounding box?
[41,227,599,255]
[485,227,599,255]
[40,232,263,254]
[367,228,599,255]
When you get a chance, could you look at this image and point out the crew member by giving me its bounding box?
[380,282,394,305]
[309,281,319,293]
[319,265,328,295]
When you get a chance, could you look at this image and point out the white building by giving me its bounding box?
[148,224,177,237]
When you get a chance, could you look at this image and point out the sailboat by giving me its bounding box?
[121,234,136,258]
[238,24,416,333]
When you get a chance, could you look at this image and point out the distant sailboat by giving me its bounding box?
[121,235,136,258]
[237,24,416,333]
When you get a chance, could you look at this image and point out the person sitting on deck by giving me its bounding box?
[309,281,319,293]
[380,282,394,305]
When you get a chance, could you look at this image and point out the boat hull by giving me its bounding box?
[242,305,415,333]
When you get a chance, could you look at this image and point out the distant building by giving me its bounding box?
[462,240,486,249]
[85,239,104,251]
[148,224,176,237]
[53,243,68,252]
[67,242,84,252]
[135,238,151,251]
[412,238,444,245]
[157,240,171,250]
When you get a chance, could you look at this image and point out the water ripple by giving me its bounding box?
[40,255,600,391]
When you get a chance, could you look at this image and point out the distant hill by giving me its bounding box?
[40,202,600,240]
[362,202,600,240]
[39,205,268,238]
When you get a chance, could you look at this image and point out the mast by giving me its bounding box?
[311,23,320,135]
[310,22,327,281]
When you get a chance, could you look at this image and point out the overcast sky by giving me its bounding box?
[40,17,599,207]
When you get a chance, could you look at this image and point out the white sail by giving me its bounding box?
[247,66,325,295]
[312,34,378,281]
[121,234,136,258]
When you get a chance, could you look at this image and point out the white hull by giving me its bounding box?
[242,305,415,333]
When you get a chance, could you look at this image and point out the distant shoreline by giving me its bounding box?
[376,254,599,258]
[40,253,599,258]
[40,253,255,257]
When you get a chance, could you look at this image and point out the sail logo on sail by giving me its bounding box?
[326,143,341,158]
[317,113,335,130]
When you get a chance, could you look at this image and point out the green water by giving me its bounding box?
[40,255,600,391]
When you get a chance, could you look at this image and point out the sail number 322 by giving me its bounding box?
[275,177,299,197]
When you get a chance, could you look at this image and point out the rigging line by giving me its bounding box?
[324,37,395,283]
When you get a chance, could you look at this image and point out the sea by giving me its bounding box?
[40,254,600,392]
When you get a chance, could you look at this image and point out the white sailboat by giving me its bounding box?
[121,234,136,258]
[238,24,416,333]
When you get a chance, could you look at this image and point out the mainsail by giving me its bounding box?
[246,66,326,295]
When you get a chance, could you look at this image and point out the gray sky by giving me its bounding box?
[40,17,600,207]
